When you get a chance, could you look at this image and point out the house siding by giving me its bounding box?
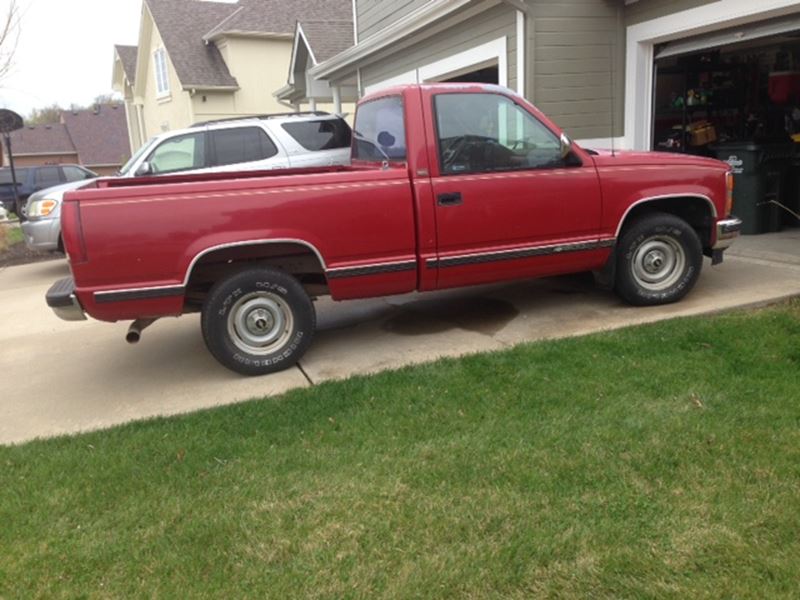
[356,0,430,40]
[529,0,625,140]
[625,0,718,26]
[141,17,194,138]
[360,4,517,92]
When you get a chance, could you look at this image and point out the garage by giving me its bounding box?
[651,14,800,235]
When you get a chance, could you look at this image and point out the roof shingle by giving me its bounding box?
[145,0,240,88]
[6,124,76,156]
[115,44,139,85]
[61,105,130,167]
[204,0,352,40]
[299,20,354,63]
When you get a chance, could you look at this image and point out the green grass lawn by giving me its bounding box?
[7,225,23,246]
[2,302,799,598]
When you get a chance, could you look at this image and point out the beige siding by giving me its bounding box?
[140,17,195,137]
[625,0,718,26]
[361,5,517,92]
[356,0,430,40]
[529,0,625,140]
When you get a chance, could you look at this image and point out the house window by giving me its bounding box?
[154,48,170,97]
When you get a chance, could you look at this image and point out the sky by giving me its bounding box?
[0,0,142,117]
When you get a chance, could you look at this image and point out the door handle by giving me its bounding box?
[437,192,463,207]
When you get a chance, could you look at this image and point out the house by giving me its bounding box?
[295,0,800,156]
[111,0,352,153]
[2,105,130,176]
[275,20,357,111]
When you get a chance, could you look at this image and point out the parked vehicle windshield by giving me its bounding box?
[119,137,159,176]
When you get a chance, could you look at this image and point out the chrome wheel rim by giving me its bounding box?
[227,292,294,356]
[632,236,686,292]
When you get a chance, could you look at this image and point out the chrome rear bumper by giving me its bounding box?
[46,277,87,321]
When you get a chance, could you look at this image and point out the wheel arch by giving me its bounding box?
[615,194,717,248]
[184,239,329,305]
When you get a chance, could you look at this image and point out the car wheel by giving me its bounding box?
[201,267,315,376]
[15,198,28,222]
[615,212,702,306]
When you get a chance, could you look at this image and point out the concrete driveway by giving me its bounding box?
[2,230,799,445]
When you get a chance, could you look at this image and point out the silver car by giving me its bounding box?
[22,111,352,252]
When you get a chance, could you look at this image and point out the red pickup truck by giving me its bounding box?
[47,83,741,375]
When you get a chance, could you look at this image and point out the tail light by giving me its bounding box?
[725,171,734,216]
[61,200,88,263]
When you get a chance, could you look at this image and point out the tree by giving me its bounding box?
[27,103,63,126]
[0,0,19,85]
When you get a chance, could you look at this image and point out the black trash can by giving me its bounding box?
[785,153,800,228]
[712,142,791,234]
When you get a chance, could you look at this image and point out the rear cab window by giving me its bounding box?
[353,96,406,161]
[282,119,351,151]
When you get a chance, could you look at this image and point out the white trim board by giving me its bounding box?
[575,137,626,150]
[625,0,800,150]
[364,37,508,95]
[516,10,525,95]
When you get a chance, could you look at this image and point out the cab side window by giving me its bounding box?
[210,127,278,167]
[149,132,207,174]
[435,93,569,175]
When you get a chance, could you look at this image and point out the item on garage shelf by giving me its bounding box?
[712,142,792,234]
[678,121,718,147]
[768,71,800,105]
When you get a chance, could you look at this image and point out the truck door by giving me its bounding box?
[427,91,606,289]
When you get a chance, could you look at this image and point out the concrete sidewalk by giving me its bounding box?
[2,230,799,445]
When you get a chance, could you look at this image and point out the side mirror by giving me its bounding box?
[135,162,152,177]
[560,133,573,160]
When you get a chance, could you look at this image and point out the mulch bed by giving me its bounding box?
[0,223,63,268]
[0,242,62,268]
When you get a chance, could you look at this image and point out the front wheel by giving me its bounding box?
[201,268,316,376]
[615,213,703,306]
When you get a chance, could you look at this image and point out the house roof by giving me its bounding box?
[203,0,353,41]
[6,124,76,156]
[115,45,139,85]
[141,0,351,90]
[4,105,130,167]
[144,0,240,89]
[299,20,354,63]
[61,105,130,167]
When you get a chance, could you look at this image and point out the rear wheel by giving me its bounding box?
[615,213,702,306]
[201,268,315,376]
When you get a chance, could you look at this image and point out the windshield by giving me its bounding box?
[119,137,159,176]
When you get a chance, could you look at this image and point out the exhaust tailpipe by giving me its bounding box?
[126,318,157,344]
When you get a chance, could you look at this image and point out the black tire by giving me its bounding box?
[15,197,28,222]
[201,267,315,376]
[615,212,702,306]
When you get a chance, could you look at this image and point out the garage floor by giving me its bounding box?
[2,229,799,445]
